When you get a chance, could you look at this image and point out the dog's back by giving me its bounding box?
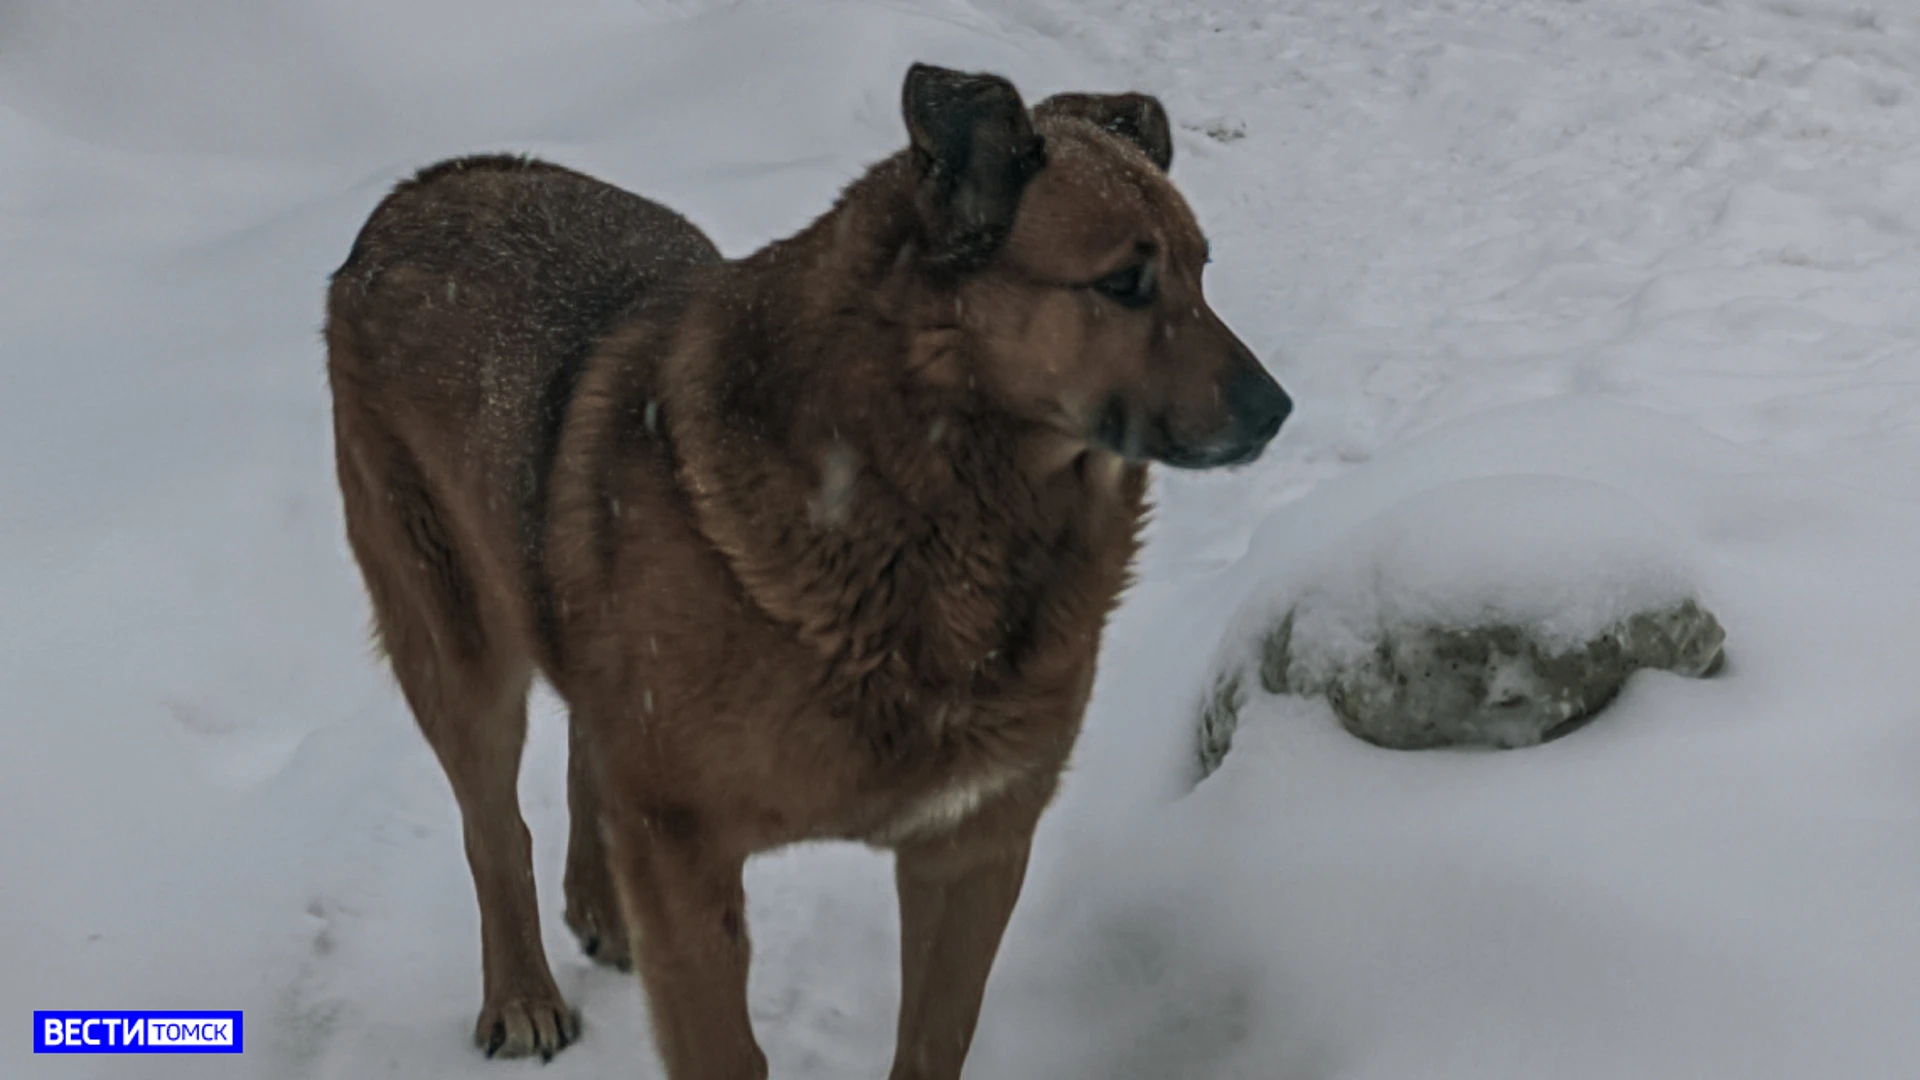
[327,155,718,633]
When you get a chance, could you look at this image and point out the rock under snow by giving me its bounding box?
[1199,476,1726,773]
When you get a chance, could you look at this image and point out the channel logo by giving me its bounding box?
[33,1011,244,1054]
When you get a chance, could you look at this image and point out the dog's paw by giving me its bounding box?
[474,994,579,1062]
[564,900,633,972]
[564,877,633,972]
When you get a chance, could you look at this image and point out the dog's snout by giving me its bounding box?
[1118,346,1292,471]
[1130,348,1290,471]
[1228,354,1291,447]
[1179,349,1289,468]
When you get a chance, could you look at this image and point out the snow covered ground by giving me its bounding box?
[6,0,1920,1076]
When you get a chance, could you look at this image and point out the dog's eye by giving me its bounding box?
[1091,263,1156,309]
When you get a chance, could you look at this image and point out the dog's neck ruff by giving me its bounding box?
[660,214,1143,743]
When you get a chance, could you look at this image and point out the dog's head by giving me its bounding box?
[901,63,1290,469]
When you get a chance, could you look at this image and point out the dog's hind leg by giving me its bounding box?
[412,659,577,1061]
[563,718,631,970]
[336,428,577,1061]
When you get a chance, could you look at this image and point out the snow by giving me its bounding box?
[6,0,1920,1078]
[1194,464,1717,758]
[1221,472,1705,684]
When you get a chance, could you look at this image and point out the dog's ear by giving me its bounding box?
[1033,92,1173,172]
[902,63,1045,271]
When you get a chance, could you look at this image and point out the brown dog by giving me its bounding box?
[325,63,1288,1079]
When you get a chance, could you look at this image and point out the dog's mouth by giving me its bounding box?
[1089,392,1289,470]
[1151,437,1271,470]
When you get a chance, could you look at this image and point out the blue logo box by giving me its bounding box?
[34,1011,244,1054]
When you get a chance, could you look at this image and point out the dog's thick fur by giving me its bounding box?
[325,64,1289,1079]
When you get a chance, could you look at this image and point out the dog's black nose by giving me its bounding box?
[1226,353,1291,451]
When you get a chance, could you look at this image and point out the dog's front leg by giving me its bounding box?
[889,815,1037,1080]
[602,803,766,1080]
